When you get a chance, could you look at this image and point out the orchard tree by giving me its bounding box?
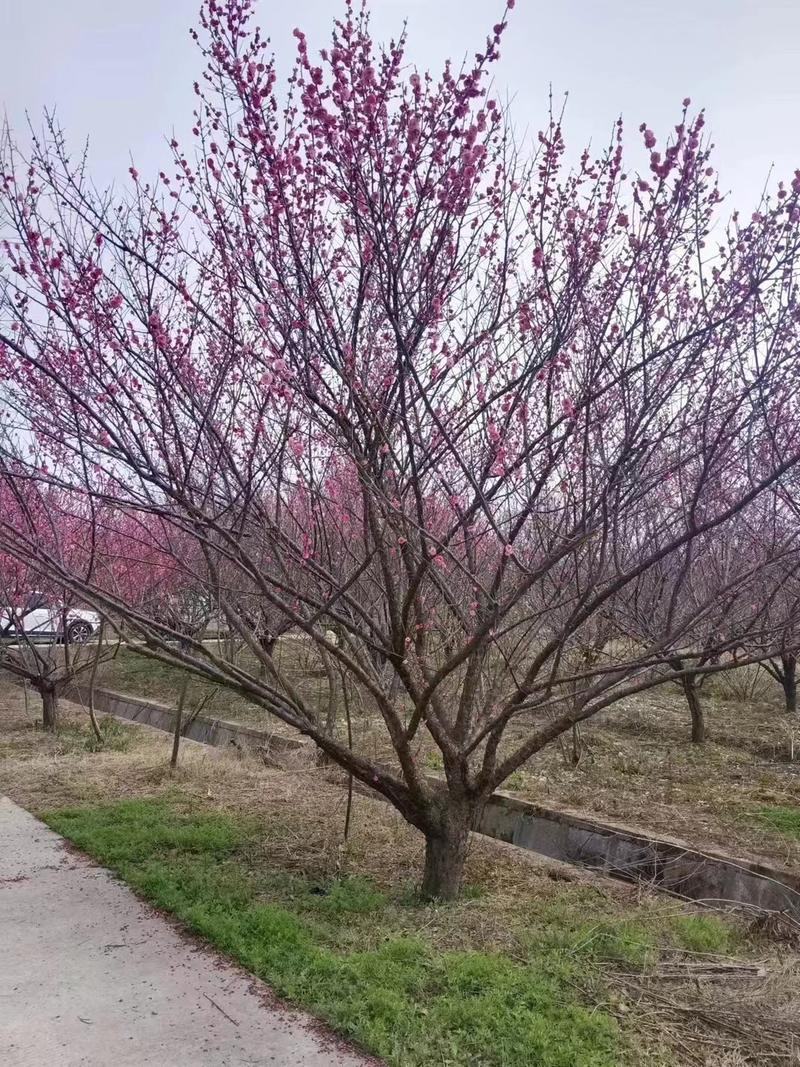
[754,495,800,716]
[615,498,800,742]
[2,1,800,896]
[0,478,110,731]
[763,639,800,717]
[0,477,197,731]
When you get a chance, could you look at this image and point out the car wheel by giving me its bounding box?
[66,621,93,644]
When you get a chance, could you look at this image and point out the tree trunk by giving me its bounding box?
[40,687,59,733]
[86,619,106,743]
[170,674,191,770]
[781,654,797,716]
[420,798,474,901]
[681,674,705,743]
[321,650,338,737]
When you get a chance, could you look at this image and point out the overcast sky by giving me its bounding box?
[2,0,799,211]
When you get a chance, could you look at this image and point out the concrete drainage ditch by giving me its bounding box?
[65,683,800,919]
[64,683,307,764]
[478,794,800,918]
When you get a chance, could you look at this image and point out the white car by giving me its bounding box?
[0,592,100,644]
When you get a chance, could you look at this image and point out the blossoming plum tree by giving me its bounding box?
[2,0,800,896]
[0,475,198,731]
[0,479,99,731]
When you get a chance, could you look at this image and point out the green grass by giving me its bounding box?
[668,913,737,954]
[521,896,738,970]
[49,715,134,754]
[43,796,632,1067]
[753,805,800,839]
[100,646,299,728]
[101,649,202,704]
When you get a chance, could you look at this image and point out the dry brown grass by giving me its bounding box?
[97,645,800,869]
[505,683,800,867]
[0,683,605,905]
[4,681,800,1064]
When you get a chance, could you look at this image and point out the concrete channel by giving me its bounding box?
[477,793,800,917]
[67,684,800,918]
[65,683,308,763]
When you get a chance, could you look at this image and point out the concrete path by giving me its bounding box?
[0,797,377,1066]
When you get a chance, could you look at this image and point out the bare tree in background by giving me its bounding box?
[617,502,800,742]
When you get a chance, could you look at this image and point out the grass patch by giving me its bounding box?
[58,716,134,754]
[424,750,444,770]
[668,914,737,955]
[752,805,800,839]
[521,898,740,971]
[0,714,137,760]
[99,647,277,727]
[44,796,630,1067]
[101,649,199,703]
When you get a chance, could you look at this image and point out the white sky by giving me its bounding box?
[2,0,799,211]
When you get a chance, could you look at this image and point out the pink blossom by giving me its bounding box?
[0,0,797,896]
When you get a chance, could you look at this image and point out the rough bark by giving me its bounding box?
[257,634,276,680]
[170,674,191,770]
[669,657,706,744]
[420,798,475,901]
[681,674,705,743]
[342,670,354,846]
[40,686,59,733]
[781,654,797,715]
